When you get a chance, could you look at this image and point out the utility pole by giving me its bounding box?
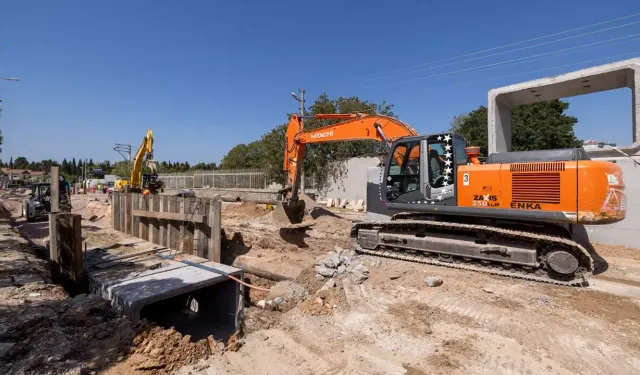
[291,89,306,193]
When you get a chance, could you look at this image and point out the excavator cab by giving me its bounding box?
[383,133,467,207]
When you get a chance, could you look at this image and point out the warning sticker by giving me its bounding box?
[607,174,619,186]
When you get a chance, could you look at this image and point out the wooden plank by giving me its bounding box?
[132,209,207,223]
[120,193,126,235]
[184,197,195,254]
[195,198,206,258]
[168,197,178,251]
[123,194,131,235]
[50,167,59,213]
[209,198,222,263]
[111,193,117,230]
[159,195,167,247]
[130,194,137,237]
[48,213,60,281]
[139,195,147,241]
[178,198,186,252]
[150,195,159,245]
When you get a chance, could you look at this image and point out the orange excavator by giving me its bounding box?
[276,113,627,285]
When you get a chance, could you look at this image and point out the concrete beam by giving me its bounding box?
[488,57,640,155]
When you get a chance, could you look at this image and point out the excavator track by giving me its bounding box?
[352,219,593,287]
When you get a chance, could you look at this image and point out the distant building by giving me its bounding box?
[0,168,49,185]
[582,140,617,150]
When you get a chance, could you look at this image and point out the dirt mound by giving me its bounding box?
[223,202,269,219]
[308,214,352,236]
[123,325,215,374]
[81,200,112,227]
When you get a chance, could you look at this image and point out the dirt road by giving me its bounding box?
[2,191,640,374]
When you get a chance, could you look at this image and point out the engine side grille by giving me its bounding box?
[510,162,565,173]
[512,172,561,204]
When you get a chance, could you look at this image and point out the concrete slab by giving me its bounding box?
[87,248,244,335]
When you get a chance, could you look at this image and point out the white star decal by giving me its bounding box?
[445,144,452,151]
[444,152,452,159]
[442,187,450,194]
[437,195,443,200]
[444,134,451,142]
[437,135,443,141]
[430,201,435,205]
[444,167,452,175]
[445,160,452,166]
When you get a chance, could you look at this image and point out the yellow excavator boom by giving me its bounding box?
[130,129,156,190]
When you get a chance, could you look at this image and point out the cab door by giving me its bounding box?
[384,138,428,205]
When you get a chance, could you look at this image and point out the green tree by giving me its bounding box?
[450,100,582,156]
[61,158,70,174]
[71,158,77,175]
[13,156,29,169]
[219,93,396,191]
[9,156,13,169]
[111,161,131,178]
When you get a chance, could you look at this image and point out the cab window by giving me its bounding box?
[386,141,420,201]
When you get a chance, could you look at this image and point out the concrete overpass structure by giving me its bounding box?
[488,57,640,157]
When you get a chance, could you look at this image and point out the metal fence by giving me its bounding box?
[158,169,268,190]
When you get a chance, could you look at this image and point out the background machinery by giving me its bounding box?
[277,113,627,285]
[126,129,163,195]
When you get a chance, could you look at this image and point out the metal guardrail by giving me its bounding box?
[158,169,267,190]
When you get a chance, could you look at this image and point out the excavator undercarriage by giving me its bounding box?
[352,214,593,286]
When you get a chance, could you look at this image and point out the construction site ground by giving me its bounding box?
[1,190,639,375]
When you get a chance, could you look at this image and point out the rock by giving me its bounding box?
[424,276,443,287]
[12,274,45,286]
[354,199,365,210]
[274,297,284,304]
[339,199,348,209]
[194,362,210,371]
[315,265,337,278]
[323,251,340,268]
[315,274,325,281]
[337,264,347,275]
[324,279,336,289]
[315,297,324,306]
[256,300,266,309]
[482,287,494,294]
[0,342,15,359]
[389,272,402,280]
[350,264,369,284]
[28,292,42,298]
[267,280,306,300]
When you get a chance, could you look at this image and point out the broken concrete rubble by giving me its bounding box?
[424,276,443,287]
[315,246,369,284]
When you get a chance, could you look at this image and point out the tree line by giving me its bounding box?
[0,156,218,182]
[218,94,582,191]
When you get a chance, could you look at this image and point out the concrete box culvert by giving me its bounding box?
[88,250,244,340]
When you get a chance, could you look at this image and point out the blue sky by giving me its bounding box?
[1,0,639,164]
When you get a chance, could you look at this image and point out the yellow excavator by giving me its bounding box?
[125,129,163,195]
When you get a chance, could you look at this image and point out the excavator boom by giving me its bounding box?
[275,113,417,226]
[127,130,162,194]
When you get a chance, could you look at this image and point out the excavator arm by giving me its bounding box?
[130,130,156,190]
[283,113,418,198]
[275,113,417,226]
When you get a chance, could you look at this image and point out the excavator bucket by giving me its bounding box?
[272,200,306,227]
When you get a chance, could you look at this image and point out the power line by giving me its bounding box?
[366,14,640,80]
[397,51,640,94]
[381,33,640,86]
